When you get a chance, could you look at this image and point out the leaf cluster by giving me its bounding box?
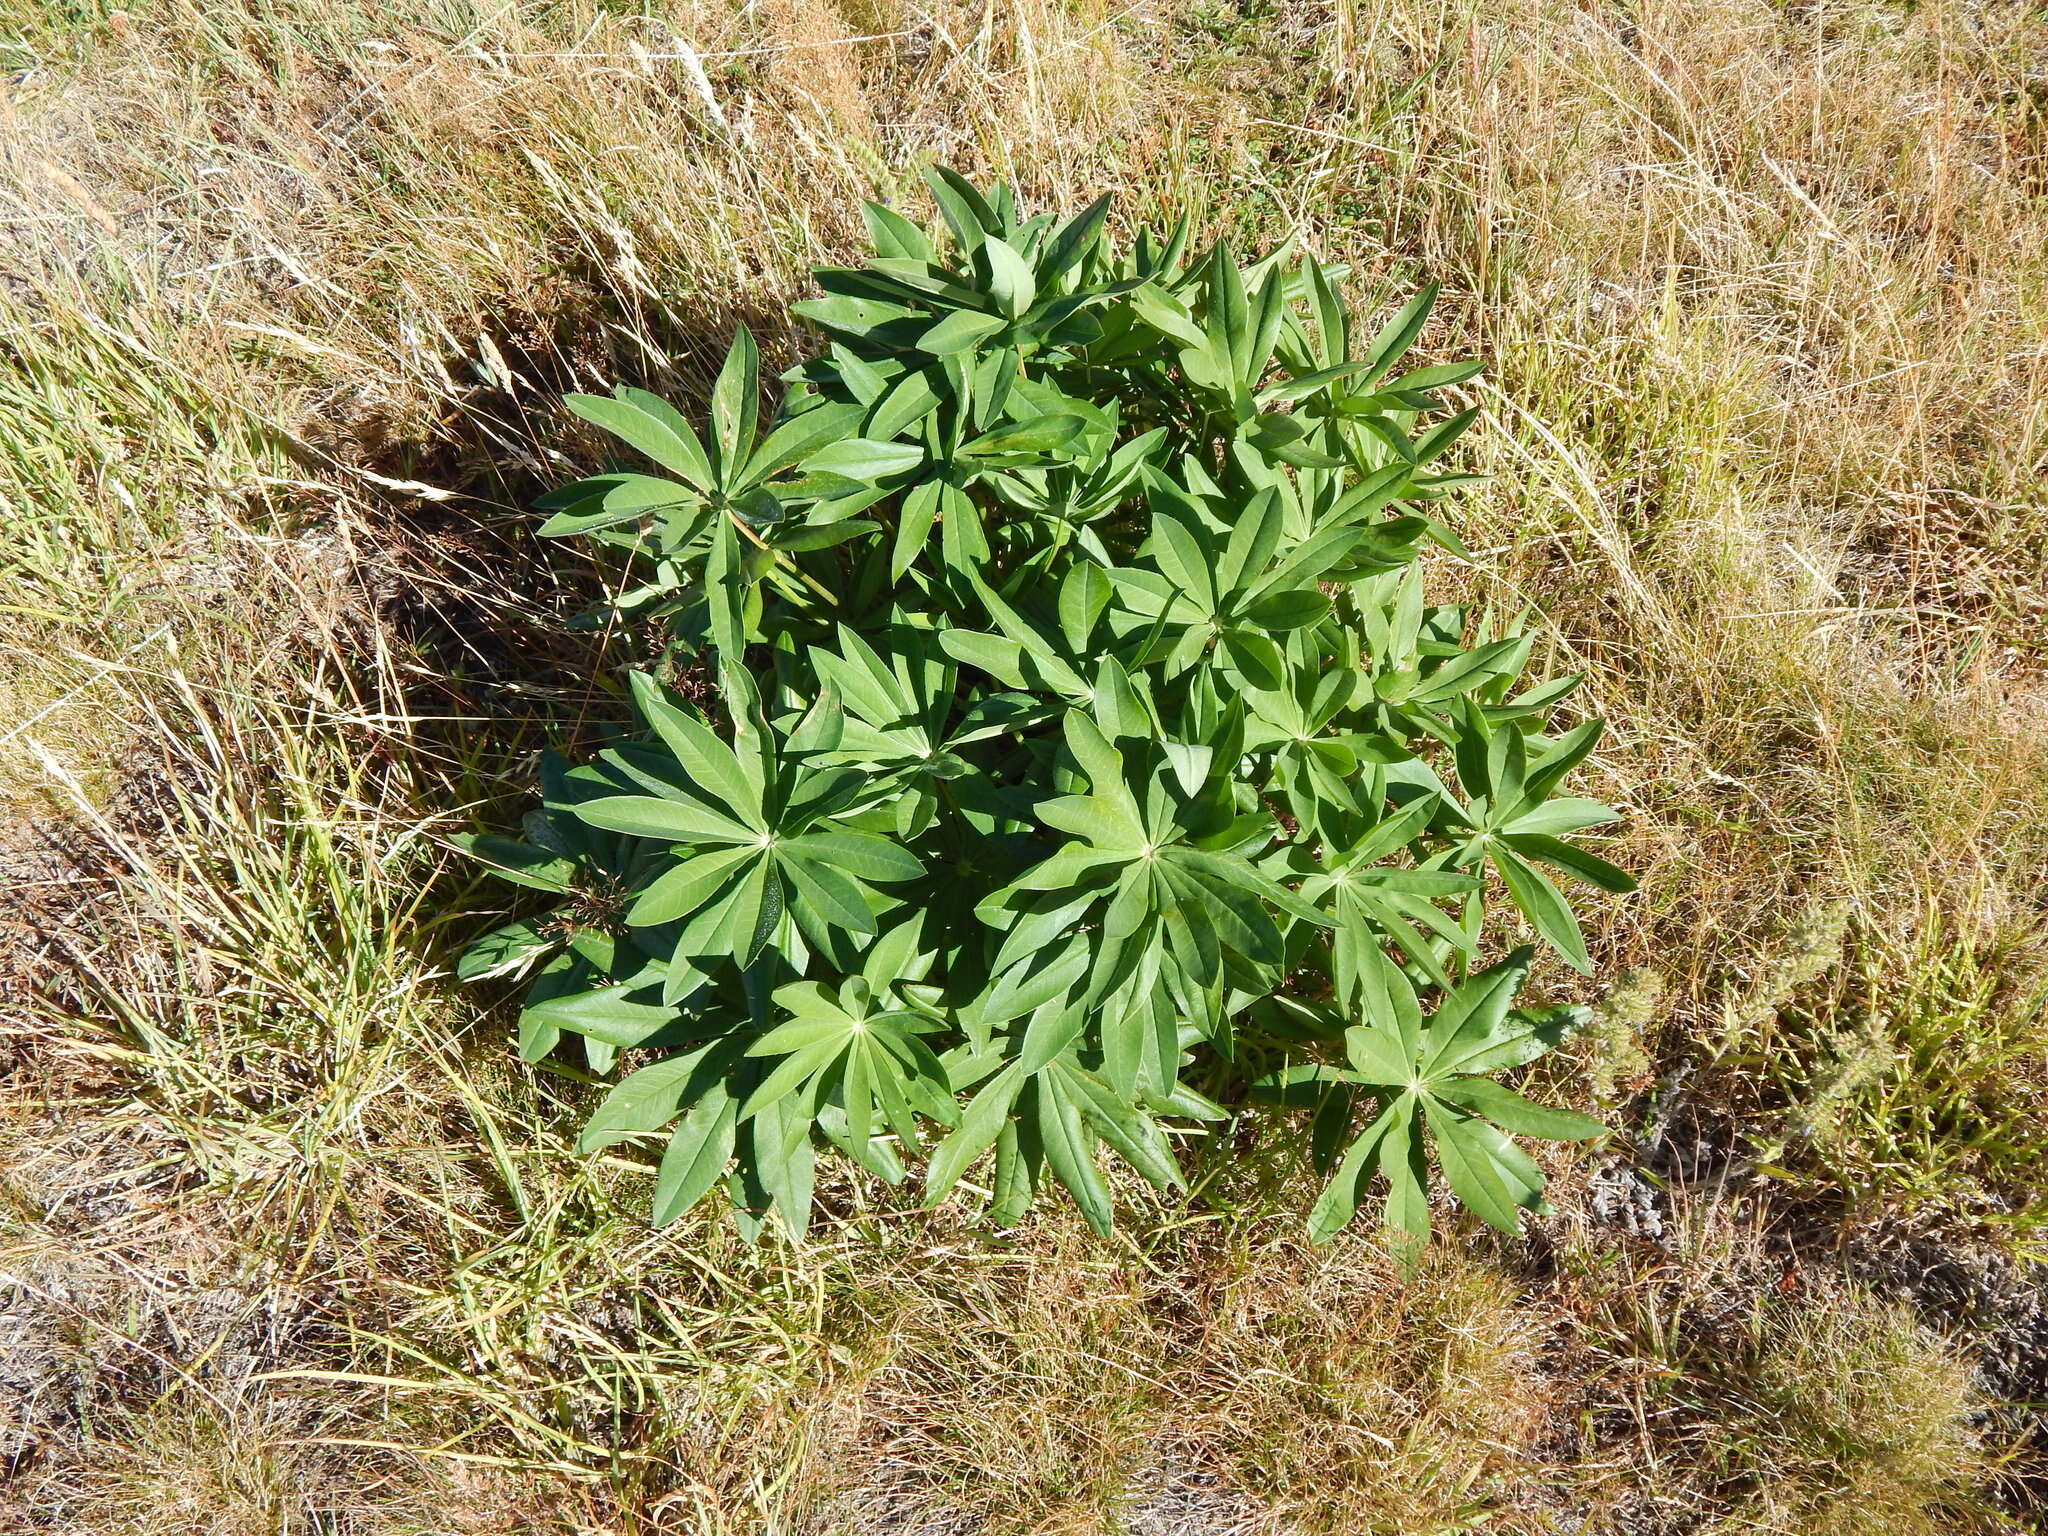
[459,170,1630,1244]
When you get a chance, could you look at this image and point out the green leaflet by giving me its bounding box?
[448,172,1629,1244]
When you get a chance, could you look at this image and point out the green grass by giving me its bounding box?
[1745,907,2048,1247]
[3,0,2046,1529]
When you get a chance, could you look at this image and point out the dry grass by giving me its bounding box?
[1554,1194,2000,1533]
[3,0,2046,1529]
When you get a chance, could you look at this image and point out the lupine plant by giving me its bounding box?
[457,171,1632,1245]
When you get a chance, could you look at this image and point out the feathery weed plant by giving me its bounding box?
[457,171,1632,1245]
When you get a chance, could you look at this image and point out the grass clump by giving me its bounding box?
[1551,1205,1999,1533]
[1751,906,2048,1246]
[1180,1237,1544,1533]
[1735,1284,1990,1536]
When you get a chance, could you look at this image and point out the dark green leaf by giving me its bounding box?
[454,834,576,893]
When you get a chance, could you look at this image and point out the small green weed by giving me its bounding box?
[1761,908,2048,1243]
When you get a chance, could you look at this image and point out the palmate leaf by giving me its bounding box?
[1425,702,1635,975]
[1301,951,1605,1248]
[558,673,923,977]
[455,170,1631,1247]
